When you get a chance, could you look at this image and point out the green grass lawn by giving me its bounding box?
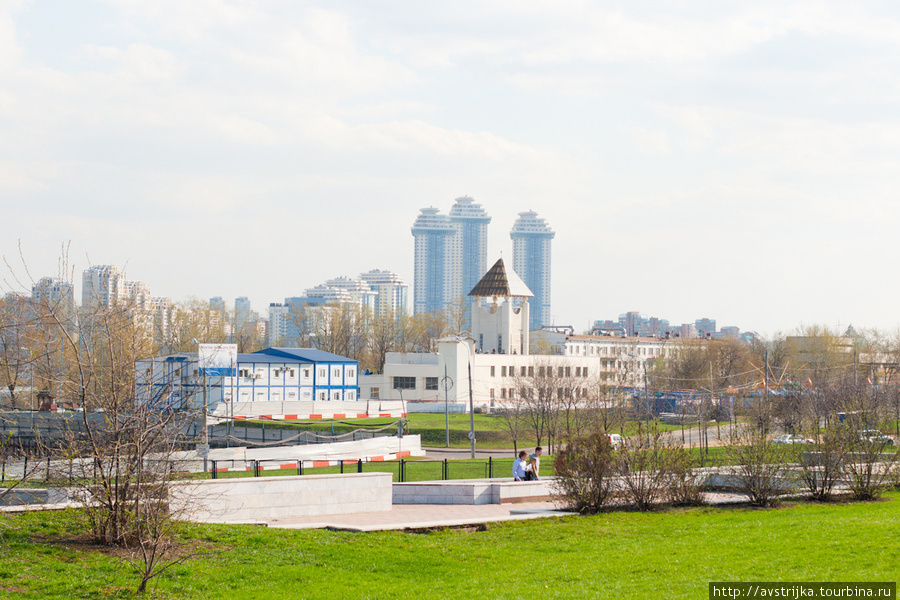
[2,494,898,599]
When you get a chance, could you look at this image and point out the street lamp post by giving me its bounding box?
[454,335,477,459]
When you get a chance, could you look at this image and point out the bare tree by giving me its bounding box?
[5,251,200,594]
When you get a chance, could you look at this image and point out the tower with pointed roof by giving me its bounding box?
[467,258,533,355]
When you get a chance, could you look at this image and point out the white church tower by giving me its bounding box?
[467,258,533,355]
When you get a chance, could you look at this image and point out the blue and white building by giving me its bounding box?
[510,210,554,331]
[411,206,455,315]
[137,347,359,412]
[411,197,491,317]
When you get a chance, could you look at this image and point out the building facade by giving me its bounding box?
[137,347,360,411]
[359,269,409,319]
[411,206,454,315]
[31,276,75,315]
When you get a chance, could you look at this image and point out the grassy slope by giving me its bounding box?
[2,495,899,599]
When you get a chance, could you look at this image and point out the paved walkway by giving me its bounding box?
[266,501,575,532]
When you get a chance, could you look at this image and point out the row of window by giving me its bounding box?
[236,366,356,381]
[567,345,663,357]
[490,365,590,378]
[490,387,592,400]
[237,389,357,402]
[391,376,439,390]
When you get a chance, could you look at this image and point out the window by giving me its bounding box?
[319,368,326,378]
[319,391,326,401]
[575,367,581,377]
[500,388,507,399]
[565,366,571,377]
[490,388,495,399]
[509,365,514,376]
[558,367,564,377]
[303,369,310,378]
[332,391,341,400]
[528,366,534,377]
[509,388,515,400]
[348,368,355,378]
[347,391,355,400]
[490,366,496,377]
[520,366,526,376]
[425,377,438,390]
[501,366,507,377]
[583,367,588,377]
[239,368,250,379]
[333,368,341,378]
[538,366,545,377]
[372,387,380,399]
[393,376,415,390]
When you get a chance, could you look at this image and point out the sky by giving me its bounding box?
[2,0,899,338]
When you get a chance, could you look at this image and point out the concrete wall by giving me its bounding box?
[170,472,393,523]
[392,478,554,505]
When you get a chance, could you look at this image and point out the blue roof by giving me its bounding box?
[254,348,357,364]
[236,353,307,365]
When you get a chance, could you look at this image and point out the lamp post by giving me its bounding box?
[436,352,454,448]
[454,335,476,459]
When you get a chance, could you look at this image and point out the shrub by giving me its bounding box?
[665,445,705,506]
[798,427,845,502]
[552,432,616,513]
[722,425,796,507]
[843,434,896,501]
[617,424,674,511]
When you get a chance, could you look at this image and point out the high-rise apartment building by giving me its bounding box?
[411,197,491,317]
[448,196,491,315]
[411,206,454,315]
[82,265,127,309]
[510,210,554,331]
[31,277,75,315]
[359,269,409,318]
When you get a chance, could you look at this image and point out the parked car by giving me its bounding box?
[772,434,814,445]
[608,433,623,449]
[858,430,895,446]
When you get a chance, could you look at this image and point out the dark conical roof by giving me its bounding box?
[467,258,533,298]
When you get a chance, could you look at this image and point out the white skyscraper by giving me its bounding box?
[31,277,75,314]
[82,265,127,310]
[359,269,409,318]
[510,210,555,331]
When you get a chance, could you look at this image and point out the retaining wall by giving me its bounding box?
[170,472,393,523]
[392,478,554,505]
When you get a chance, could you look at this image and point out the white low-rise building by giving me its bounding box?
[359,259,668,411]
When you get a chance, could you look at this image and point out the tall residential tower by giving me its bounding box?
[411,197,491,318]
[411,207,454,315]
[510,210,554,331]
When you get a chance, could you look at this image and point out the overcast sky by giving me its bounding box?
[2,1,899,337]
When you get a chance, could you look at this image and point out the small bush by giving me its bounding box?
[665,446,705,506]
[552,432,616,513]
[798,427,845,502]
[844,435,896,501]
[618,424,674,511]
[722,425,796,507]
